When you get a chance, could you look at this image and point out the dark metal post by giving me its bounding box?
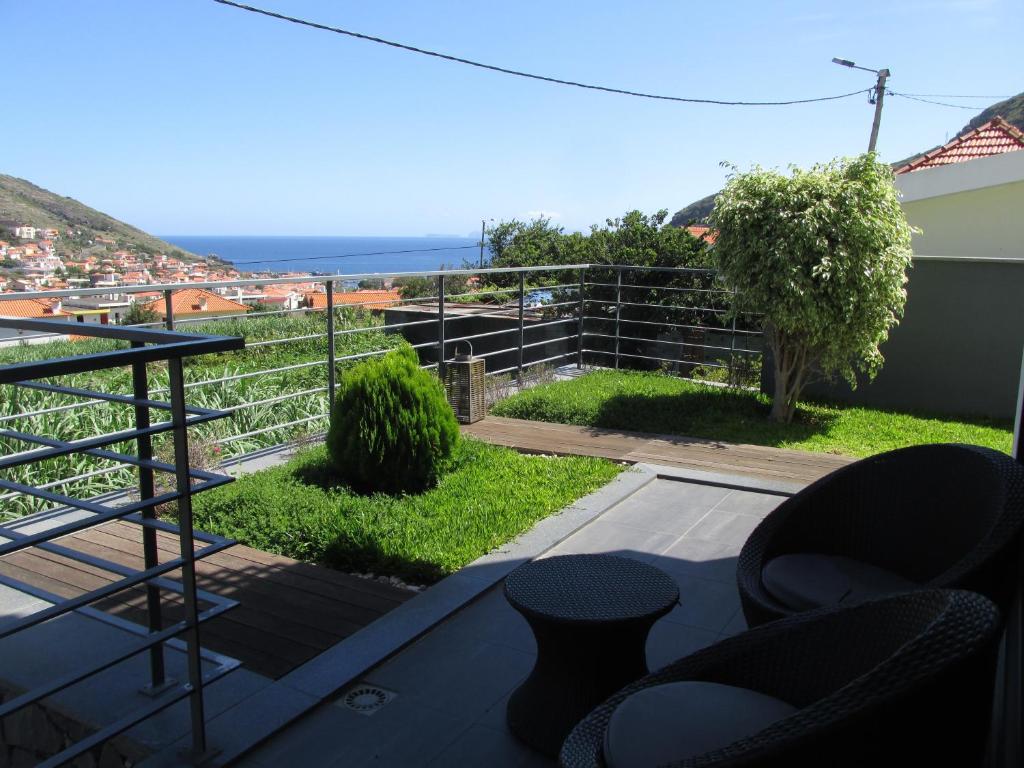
[729,287,738,385]
[326,281,336,405]
[163,289,174,331]
[576,269,586,369]
[437,275,446,379]
[517,272,525,384]
[167,357,207,756]
[131,346,166,691]
[613,269,622,370]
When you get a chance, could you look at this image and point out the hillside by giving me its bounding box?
[670,90,1024,226]
[0,173,201,260]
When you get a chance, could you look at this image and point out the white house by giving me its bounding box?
[13,226,37,239]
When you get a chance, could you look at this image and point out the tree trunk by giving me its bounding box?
[770,357,795,423]
[768,330,804,424]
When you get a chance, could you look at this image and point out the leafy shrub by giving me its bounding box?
[326,345,459,494]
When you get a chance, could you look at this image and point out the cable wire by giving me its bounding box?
[212,0,871,107]
[888,92,981,110]
[896,93,1011,99]
[229,243,480,266]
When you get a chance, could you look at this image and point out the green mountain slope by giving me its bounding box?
[671,90,1024,226]
[0,173,198,259]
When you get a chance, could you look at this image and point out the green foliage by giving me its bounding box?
[394,274,437,300]
[192,439,623,583]
[121,301,160,326]
[490,370,1012,458]
[326,345,459,494]
[710,154,914,422]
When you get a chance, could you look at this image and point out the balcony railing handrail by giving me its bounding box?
[0,262,596,301]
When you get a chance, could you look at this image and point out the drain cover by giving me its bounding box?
[339,684,396,716]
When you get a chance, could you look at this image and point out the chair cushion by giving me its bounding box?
[602,681,798,768]
[762,553,917,612]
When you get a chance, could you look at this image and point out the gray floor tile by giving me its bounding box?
[427,724,553,768]
[596,495,711,536]
[683,510,763,547]
[652,538,741,583]
[720,608,749,638]
[364,639,533,721]
[645,619,719,670]
[713,489,785,517]
[661,575,741,633]
[542,520,679,562]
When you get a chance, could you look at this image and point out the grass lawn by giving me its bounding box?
[489,370,1013,458]
[192,438,623,584]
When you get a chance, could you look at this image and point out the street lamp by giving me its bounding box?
[832,57,890,152]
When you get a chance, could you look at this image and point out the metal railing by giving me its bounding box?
[0,317,244,765]
[0,264,763,514]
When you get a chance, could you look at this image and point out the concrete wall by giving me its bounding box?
[794,258,1024,420]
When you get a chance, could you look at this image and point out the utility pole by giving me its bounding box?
[832,58,890,153]
[867,69,890,153]
[479,219,486,269]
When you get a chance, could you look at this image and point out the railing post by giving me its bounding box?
[131,346,166,693]
[729,287,738,385]
[163,289,174,331]
[613,269,622,370]
[326,281,336,405]
[576,269,586,369]
[517,272,525,384]
[437,274,446,379]
[167,357,207,757]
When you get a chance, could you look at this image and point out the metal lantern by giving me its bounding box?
[445,341,486,423]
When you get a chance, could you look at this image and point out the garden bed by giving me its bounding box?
[191,438,623,584]
[489,370,1013,457]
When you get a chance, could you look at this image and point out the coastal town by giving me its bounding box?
[0,222,402,332]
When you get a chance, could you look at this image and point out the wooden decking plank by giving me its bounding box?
[464,417,852,483]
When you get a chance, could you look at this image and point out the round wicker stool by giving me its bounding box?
[503,553,679,757]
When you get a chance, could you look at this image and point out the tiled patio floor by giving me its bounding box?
[238,474,789,768]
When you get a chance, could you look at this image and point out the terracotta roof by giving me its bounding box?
[304,289,401,311]
[896,116,1024,174]
[685,225,718,244]
[138,288,249,317]
[0,297,69,319]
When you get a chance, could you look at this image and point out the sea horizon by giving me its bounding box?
[161,234,489,276]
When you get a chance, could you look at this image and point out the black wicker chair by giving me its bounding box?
[737,443,1024,627]
[559,589,1001,768]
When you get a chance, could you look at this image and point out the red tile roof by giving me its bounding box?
[895,116,1024,174]
[0,297,69,319]
[685,225,718,244]
[137,288,249,317]
[304,289,401,311]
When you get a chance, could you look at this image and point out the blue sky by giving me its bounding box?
[3,0,1021,236]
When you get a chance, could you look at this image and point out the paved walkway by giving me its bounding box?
[464,416,852,484]
[238,470,788,767]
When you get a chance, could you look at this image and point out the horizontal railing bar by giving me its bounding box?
[214,413,327,444]
[150,358,328,393]
[221,386,329,412]
[34,659,237,768]
[585,282,729,295]
[0,474,231,555]
[0,411,224,471]
[485,351,576,377]
[0,397,107,424]
[1,264,596,301]
[582,331,762,355]
[584,348,731,368]
[245,332,324,348]
[0,538,235,641]
[334,317,437,336]
[584,315,764,336]
[10,380,219,417]
[0,464,130,505]
[585,298,730,314]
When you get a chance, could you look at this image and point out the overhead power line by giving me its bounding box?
[896,93,1010,99]
[211,0,870,107]
[229,244,479,266]
[888,92,981,110]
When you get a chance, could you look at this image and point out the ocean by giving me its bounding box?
[160,235,488,277]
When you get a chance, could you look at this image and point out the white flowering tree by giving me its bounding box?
[710,154,914,423]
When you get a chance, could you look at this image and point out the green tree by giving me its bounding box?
[121,301,161,326]
[394,274,438,300]
[357,278,386,290]
[710,154,914,423]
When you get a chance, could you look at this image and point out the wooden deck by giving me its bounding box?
[0,521,414,680]
[464,416,853,484]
